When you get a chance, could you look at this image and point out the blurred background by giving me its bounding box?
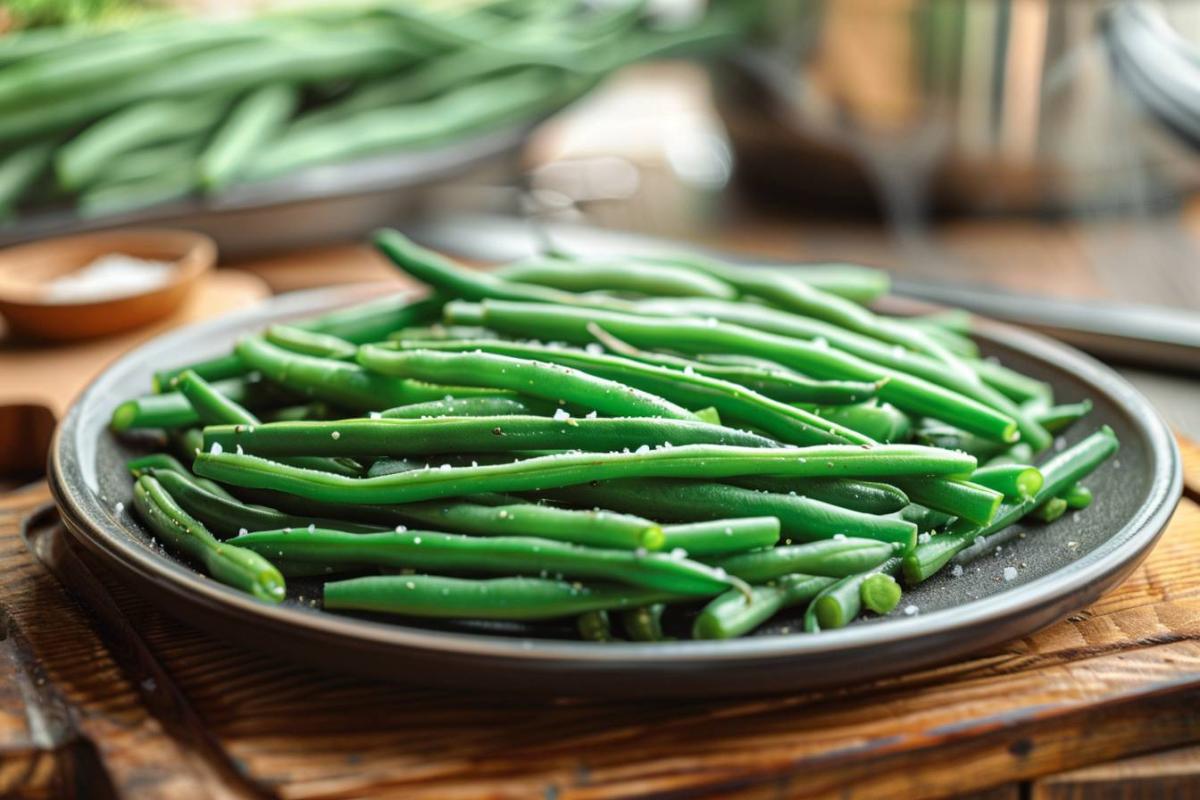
[2,0,1199,484]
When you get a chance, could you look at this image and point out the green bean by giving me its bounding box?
[969,359,1053,405]
[620,604,668,641]
[111,375,290,431]
[496,256,738,299]
[902,426,1119,583]
[170,428,206,467]
[131,474,285,603]
[577,610,617,641]
[358,346,701,421]
[235,336,493,412]
[1063,483,1093,510]
[1,29,420,143]
[373,228,629,309]
[970,464,1043,500]
[199,82,298,191]
[985,442,1036,467]
[203,415,775,459]
[731,477,909,515]
[804,556,902,631]
[92,138,203,188]
[639,297,1049,450]
[125,453,234,500]
[447,301,1020,443]
[710,538,898,583]
[692,574,834,640]
[903,311,979,357]
[889,478,1002,526]
[265,324,357,360]
[249,69,582,180]
[380,396,546,419]
[890,503,954,533]
[388,324,498,343]
[194,443,976,506]
[641,257,968,372]
[780,264,891,304]
[153,353,246,393]
[0,19,276,112]
[913,422,1008,461]
[585,328,882,405]
[175,370,361,478]
[535,479,918,550]
[1032,400,1093,434]
[56,94,229,190]
[385,500,665,551]
[298,294,445,345]
[324,575,674,621]
[657,517,781,556]
[142,467,379,539]
[0,140,54,220]
[860,573,903,615]
[234,528,747,596]
[803,401,911,443]
[391,339,868,446]
[232,485,665,552]
[77,165,197,217]
[1028,496,1067,523]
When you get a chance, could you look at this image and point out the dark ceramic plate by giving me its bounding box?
[49,284,1182,697]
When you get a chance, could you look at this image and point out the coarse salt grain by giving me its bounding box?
[903,605,919,616]
[950,564,964,577]
[331,431,341,440]
[210,442,223,455]
[553,408,570,421]
[1003,566,1018,581]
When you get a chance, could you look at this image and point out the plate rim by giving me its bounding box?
[49,283,1184,666]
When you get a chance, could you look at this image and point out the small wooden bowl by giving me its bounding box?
[0,228,216,341]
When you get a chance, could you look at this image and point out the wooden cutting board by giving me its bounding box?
[0,269,269,483]
[0,442,1197,799]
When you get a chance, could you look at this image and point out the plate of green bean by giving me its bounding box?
[49,233,1181,697]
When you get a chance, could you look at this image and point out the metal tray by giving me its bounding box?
[48,284,1182,697]
[0,127,529,260]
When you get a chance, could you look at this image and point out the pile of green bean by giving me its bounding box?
[110,230,1118,641]
[0,0,750,221]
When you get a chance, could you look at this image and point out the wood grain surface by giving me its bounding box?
[0,446,1197,799]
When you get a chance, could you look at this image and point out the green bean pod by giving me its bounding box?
[804,556,902,631]
[175,370,361,478]
[264,324,357,361]
[392,339,869,446]
[111,375,292,431]
[447,300,1020,444]
[657,517,781,556]
[126,452,235,500]
[234,528,747,596]
[535,478,918,550]
[1029,497,1068,523]
[970,464,1044,500]
[141,467,379,538]
[236,336,494,411]
[709,538,898,582]
[1063,483,1093,510]
[902,426,1119,583]
[324,575,674,621]
[358,346,700,421]
[194,443,976,507]
[692,574,834,640]
[730,476,909,515]
[577,610,617,641]
[379,396,546,419]
[497,256,738,299]
[199,82,298,191]
[131,474,285,603]
[889,478,1002,526]
[202,415,776,459]
[620,604,668,641]
[1032,400,1093,434]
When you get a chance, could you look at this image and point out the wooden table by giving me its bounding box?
[2,253,1199,798]
[0,442,1197,799]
